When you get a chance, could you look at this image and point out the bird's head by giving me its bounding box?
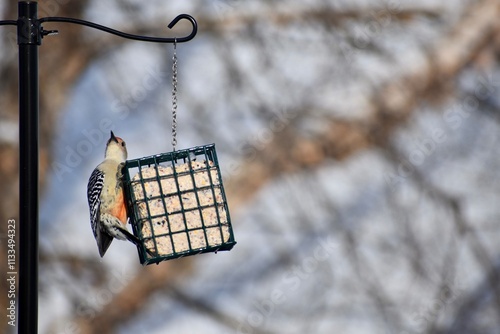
[105,131,127,162]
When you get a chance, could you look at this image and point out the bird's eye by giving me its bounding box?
[121,142,126,147]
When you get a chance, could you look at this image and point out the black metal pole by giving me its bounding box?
[17,1,39,333]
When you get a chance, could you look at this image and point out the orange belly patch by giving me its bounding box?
[109,191,127,225]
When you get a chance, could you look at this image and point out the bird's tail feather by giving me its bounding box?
[120,227,156,257]
[97,228,113,257]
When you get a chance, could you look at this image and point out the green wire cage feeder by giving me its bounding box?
[123,144,236,265]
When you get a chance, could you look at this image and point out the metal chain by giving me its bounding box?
[171,39,178,151]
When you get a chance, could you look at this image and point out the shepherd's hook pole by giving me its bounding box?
[18,1,39,333]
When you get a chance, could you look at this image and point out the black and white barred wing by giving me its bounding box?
[87,168,113,257]
[87,168,104,238]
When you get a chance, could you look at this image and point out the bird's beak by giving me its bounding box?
[110,131,118,143]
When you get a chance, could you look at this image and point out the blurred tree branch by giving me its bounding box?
[169,288,275,334]
[226,0,500,207]
[62,1,500,332]
[383,143,500,332]
[197,5,443,31]
[73,262,181,334]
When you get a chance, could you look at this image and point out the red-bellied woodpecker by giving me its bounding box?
[87,131,141,257]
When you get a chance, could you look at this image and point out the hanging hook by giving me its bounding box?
[38,14,197,44]
[167,14,197,43]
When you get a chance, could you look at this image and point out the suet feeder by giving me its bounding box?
[123,144,236,265]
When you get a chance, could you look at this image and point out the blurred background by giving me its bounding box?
[2,0,500,333]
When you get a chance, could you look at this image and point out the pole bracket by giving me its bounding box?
[17,17,41,45]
